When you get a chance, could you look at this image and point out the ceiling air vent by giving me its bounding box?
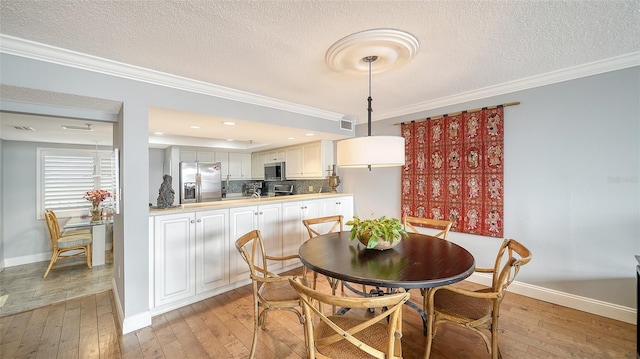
[62,124,93,131]
[11,125,36,131]
[340,119,353,131]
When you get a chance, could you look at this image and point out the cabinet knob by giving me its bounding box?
[197,219,201,223]
[254,212,259,215]
[190,220,195,223]
[259,211,263,215]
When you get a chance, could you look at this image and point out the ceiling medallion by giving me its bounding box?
[325,28,419,74]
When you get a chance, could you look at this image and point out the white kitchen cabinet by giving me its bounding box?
[179,149,216,163]
[195,209,229,294]
[285,140,334,179]
[320,195,354,226]
[154,212,196,307]
[153,209,229,307]
[228,152,252,179]
[229,203,282,282]
[179,150,197,163]
[251,153,263,180]
[281,200,320,267]
[285,146,303,178]
[265,149,285,163]
[215,152,229,179]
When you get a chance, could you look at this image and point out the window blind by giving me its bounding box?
[43,154,94,210]
[39,148,116,217]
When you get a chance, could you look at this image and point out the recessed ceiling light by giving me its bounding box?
[227,139,234,142]
[154,132,163,135]
[190,125,200,129]
[305,133,315,136]
[288,137,295,140]
[222,121,236,126]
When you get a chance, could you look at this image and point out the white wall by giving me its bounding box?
[341,67,640,312]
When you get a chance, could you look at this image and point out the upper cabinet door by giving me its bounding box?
[285,146,303,178]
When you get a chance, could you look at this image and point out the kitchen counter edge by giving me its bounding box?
[149,193,354,215]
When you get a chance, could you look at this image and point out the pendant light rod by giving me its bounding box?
[363,55,378,137]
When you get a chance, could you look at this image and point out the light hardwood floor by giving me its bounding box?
[1,267,636,359]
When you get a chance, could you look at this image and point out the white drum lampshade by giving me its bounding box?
[336,136,405,168]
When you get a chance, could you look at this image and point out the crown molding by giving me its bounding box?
[379,51,640,120]
[2,35,637,124]
[0,34,345,122]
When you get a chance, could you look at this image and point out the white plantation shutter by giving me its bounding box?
[38,148,115,218]
[99,152,117,209]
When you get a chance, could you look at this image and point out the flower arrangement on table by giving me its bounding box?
[84,189,112,217]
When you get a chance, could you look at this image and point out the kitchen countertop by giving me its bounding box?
[149,192,353,215]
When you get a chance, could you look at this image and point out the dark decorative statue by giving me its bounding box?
[156,174,175,208]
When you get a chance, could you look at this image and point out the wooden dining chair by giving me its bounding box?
[403,216,452,240]
[234,229,305,359]
[302,215,343,292]
[289,277,409,359]
[424,238,532,359]
[43,209,93,278]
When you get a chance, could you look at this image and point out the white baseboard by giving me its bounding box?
[111,278,152,335]
[467,273,637,325]
[4,252,50,267]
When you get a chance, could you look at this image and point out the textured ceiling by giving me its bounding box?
[0,1,639,148]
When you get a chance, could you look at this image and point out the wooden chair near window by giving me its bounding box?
[424,238,532,359]
[289,277,409,359]
[43,209,93,278]
[46,209,91,237]
[403,216,452,240]
[302,215,344,293]
[234,229,305,359]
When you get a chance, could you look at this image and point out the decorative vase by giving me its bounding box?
[91,204,101,219]
[357,232,401,251]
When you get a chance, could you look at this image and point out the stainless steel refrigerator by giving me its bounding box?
[179,162,222,204]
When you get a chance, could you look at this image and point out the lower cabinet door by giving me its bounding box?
[229,206,258,283]
[154,212,196,306]
[195,209,229,294]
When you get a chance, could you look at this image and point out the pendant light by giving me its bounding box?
[336,56,405,169]
[327,29,417,170]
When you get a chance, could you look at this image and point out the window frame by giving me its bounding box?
[37,147,116,220]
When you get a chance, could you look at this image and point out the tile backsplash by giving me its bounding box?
[225,179,334,196]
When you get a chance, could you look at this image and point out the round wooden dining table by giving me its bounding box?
[299,231,475,334]
[299,231,475,290]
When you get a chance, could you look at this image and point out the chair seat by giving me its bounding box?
[57,233,93,248]
[61,228,91,237]
[259,277,305,302]
[434,288,492,321]
[315,316,393,358]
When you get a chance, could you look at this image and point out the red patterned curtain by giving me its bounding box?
[401,107,504,237]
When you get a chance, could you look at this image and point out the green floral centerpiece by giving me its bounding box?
[346,215,408,250]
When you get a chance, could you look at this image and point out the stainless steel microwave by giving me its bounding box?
[264,162,286,181]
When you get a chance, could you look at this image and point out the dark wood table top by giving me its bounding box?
[299,231,475,289]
